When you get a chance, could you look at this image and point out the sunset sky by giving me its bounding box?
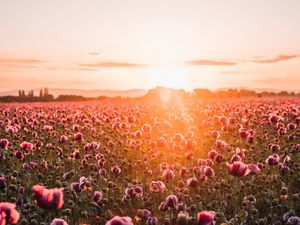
[0,0,299,92]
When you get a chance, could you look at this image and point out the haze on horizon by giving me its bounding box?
[0,0,299,92]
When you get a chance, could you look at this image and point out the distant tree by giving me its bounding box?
[39,89,44,98]
[18,90,27,97]
[44,88,49,96]
[27,90,34,97]
[278,91,289,96]
[193,88,212,98]
[56,95,91,101]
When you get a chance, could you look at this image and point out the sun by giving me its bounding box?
[147,66,189,89]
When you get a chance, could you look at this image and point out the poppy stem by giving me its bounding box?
[234,176,239,225]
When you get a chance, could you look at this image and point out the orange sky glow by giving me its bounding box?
[0,0,299,91]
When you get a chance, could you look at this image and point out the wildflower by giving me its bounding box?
[141,124,152,133]
[111,165,122,175]
[125,185,143,198]
[196,211,215,225]
[162,169,175,181]
[0,177,6,190]
[187,177,199,188]
[146,216,158,225]
[203,166,215,178]
[93,191,103,203]
[149,181,166,193]
[0,139,9,149]
[32,184,64,210]
[266,154,280,166]
[73,132,84,142]
[50,218,68,225]
[20,141,34,151]
[164,195,178,209]
[228,161,250,177]
[247,164,261,174]
[106,216,133,225]
[0,202,20,225]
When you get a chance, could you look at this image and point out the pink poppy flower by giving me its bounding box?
[0,202,20,225]
[149,181,166,193]
[20,141,34,151]
[106,216,133,225]
[50,218,68,225]
[247,164,261,174]
[266,154,280,166]
[196,211,215,225]
[164,195,178,209]
[228,161,250,177]
[93,191,103,203]
[111,165,122,175]
[0,139,9,149]
[187,177,199,188]
[32,185,64,210]
[162,169,175,181]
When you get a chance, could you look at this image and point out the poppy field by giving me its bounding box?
[0,98,299,225]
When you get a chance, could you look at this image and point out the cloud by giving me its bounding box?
[88,52,101,55]
[77,67,100,71]
[186,54,298,67]
[0,57,45,70]
[248,54,298,64]
[79,61,147,68]
[220,70,244,75]
[186,59,237,66]
[0,56,100,72]
[0,57,44,65]
[41,65,100,72]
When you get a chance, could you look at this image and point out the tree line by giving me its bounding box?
[0,87,299,103]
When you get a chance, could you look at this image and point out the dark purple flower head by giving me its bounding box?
[266,154,280,166]
[146,216,158,225]
[287,216,300,225]
[70,182,81,192]
[141,209,152,219]
[93,191,103,202]
[164,195,178,209]
[269,144,280,152]
[208,150,218,160]
[125,185,143,198]
[214,154,224,163]
[158,202,168,212]
[111,165,122,175]
[0,177,6,190]
[187,177,199,188]
[0,139,9,149]
[204,166,215,178]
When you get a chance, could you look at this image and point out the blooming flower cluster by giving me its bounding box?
[0,98,299,224]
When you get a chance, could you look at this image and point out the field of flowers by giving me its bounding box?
[0,98,299,225]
